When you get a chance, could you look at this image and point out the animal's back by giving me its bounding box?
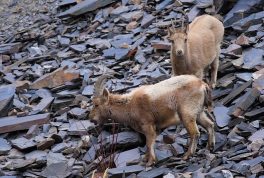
[190,15,224,44]
[144,75,199,100]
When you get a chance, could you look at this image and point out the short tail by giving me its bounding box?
[204,83,213,112]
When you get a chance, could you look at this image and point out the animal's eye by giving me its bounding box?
[184,38,187,42]
[94,104,99,108]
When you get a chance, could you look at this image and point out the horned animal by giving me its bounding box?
[168,14,224,88]
[89,75,215,166]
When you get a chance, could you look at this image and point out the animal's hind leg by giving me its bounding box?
[210,46,220,88]
[180,110,200,160]
[197,111,215,151]
[141,124,156,166]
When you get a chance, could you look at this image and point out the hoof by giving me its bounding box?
[182,154,190,160]
[210,83,216,89]
[142,154,148,163]
[146,161,155,167]
[207,143,215,152]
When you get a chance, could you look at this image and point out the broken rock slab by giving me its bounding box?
[242,48,264,69]
[248,129,264,142]
[30,66,79,89]
[0,138,11,155]
[108,165,145,178]
[114,148,141,167]
[42,162,70,178]
[68,120,95,135]
[58,0,117,17]
[137,167,170,178]
[0,42,22,55]
[11,137,36,151]
[224,0,264,27]
[0,85,15,117]
[0,113,50,134]
[232,11,264,31]
[213,105,231,128]
[104,131,142,147]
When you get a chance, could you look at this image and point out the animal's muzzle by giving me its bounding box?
[176,50,183,56]
[90,119,98,125]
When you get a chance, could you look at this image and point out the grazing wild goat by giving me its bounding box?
[168,14,224,88]
[89,75,215,166]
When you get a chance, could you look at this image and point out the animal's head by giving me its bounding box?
[168,16,189,57]
[89,75,111,125]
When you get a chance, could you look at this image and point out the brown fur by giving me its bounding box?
[89,75,215,166]
[168,15,224,88]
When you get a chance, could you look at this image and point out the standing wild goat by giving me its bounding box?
[89,75,215,166]
[168,14,224,88]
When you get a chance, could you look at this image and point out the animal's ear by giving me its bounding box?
[101,88,109,103]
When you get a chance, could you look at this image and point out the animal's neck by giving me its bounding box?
[106,94,132,125]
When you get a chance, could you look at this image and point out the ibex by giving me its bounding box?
[168,14,224,88]
[89,75,215,166]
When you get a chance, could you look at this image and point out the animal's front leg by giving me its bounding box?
[142,124,156,167]
[195,70,204,80]
[210,48,220,88]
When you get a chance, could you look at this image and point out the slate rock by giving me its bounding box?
[70,44,86,53]
[114,148,140,167]
[235,73,252,82]
[11,137,36,151]
[242,48,264,69]
[42,162,69,178]
[28,46,42,57]
[232,11,264,31]
[196,0,213,8]
[82,85,93,96]
[86,38,111,49]
[248,129,264,142]
[58,0,117,17]
[68,120,95,135]
[213,105,231,128]
[5,159,35,171]
[58,36,70,47]
[0,42,22,55]
[137,167,170,178]
[104,131,141,146]
[25,150,47,164]
[0,138,11,155]
[52,143,68,153]
[68,107,87,119]
[83,144,99,162]
[141,14,155,28]
[224,0,264,27]
[37,138,55,150]
[108,165,144,178]
[110,6,129,16]
[47,152,67,166]
[120,11,143,22]
[30,66,80,89]
[225,44,242,55]
[0,85,16,117]
[188,5,202,22]
[172,142,184,155]
[156,0,173,11]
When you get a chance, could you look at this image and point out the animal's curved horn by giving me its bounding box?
[93,75,111,97]
[170,19,176,32]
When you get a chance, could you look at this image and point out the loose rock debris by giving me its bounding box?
[0,0,264,177]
